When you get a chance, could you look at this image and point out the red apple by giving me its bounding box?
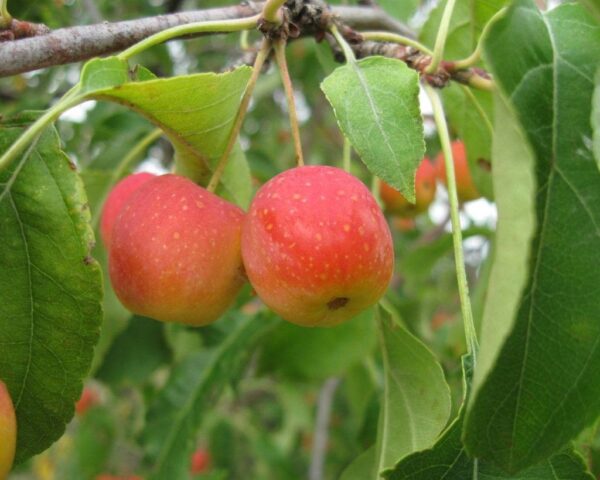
[109,174,245,326]
[380,157,436,217]
[435,141,481,202]
[101,172,156,248]
[190,448,211,475]
[241,166,394,327]
[75,386,100,416]
[0,380,16,480]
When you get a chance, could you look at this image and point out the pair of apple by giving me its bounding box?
[380,141,481,219]
[103,166,394,328]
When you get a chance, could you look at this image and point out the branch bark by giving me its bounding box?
[0,3,411,78]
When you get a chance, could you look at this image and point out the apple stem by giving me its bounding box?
[342,137,351,172]
[273,38,305,168]
[91,128,163,230]
[425,84,479,363]
[117,14,261,61]
[207,39,272,193]
[359,31,433,56]
[425,0,456,74]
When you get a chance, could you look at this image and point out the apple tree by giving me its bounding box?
[0,0,599,478]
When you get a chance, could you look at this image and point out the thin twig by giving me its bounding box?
[0,4,411,77]
[309,378,341,480]
[206,39,272,193]
[273,38,304,167]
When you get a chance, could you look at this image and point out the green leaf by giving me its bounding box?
[260,307,377,381]
[593,68,600,170]
[142,313,278,480]
[464,1,600,472]
[385,356,592,479]
[467,92,537,408]
[384,415,593,480]
[96,316,171,387]
[79,57,131,93]
[373,305,451,474]
[340,447,376,480]
[0,116,103,463]
[88,65,253,207]
[321,57,425,202]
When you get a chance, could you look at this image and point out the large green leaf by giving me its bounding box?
[468,94,537,406]
[373,305,451,475]
[321,56,425,202]
[464,1,600,472]
[384,415,593,480]
[75,57,253,208]
[142,313,278,480]
[259,307,376,381]
[0,115,103,463]
[385,356,592,479]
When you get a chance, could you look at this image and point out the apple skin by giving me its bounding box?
[109,174,245,326]
[241,166,394,327]
[101,172,156,248]
[0,380,16,480]
[435,141,481,202]
[380,157,437,217]
[190,448,211,475]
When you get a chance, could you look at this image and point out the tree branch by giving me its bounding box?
[0,3,411,78]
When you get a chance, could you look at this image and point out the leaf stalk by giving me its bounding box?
[425,0,457,74]
[424,84,479,361]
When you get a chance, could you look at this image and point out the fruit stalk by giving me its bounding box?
[207,39,272,193]
[273,38,305,167]
[425,84,478,360]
